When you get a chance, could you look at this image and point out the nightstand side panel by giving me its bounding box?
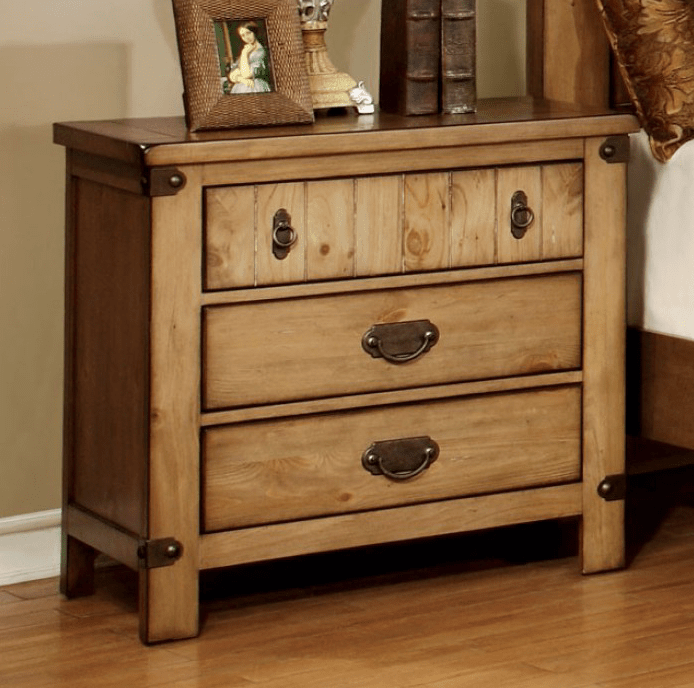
[68,175,151,537]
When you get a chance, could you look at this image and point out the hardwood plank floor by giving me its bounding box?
[2,467,694,687]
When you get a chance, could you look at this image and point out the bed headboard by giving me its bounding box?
[526,0,625,108]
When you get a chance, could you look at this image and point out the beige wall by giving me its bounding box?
[0,1,526,519]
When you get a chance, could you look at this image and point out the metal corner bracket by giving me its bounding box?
[599,136,630,164]
[142,167,187,197]
[597,474,627,502]
[136,537,183,569]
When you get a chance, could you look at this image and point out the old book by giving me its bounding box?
[441,0,477,114]
[379,0,441,115]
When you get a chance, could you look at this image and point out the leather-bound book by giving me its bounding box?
[379,0,441,115]
[441,0,477,114]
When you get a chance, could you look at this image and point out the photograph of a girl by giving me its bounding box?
[215,20,275,94]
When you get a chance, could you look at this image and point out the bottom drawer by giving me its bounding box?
[202,386,582,532]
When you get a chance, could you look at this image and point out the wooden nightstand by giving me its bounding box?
[55,98,639,643]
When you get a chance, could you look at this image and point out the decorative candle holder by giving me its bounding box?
[297,0,374,113]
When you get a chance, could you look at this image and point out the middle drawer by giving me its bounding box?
[202,272,582,409]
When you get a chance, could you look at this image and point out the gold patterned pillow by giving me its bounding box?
[595,0,694,162]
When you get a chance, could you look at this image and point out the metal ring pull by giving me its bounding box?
[511,205,535,230]
[362,437,440,481]
[362,320,439,364]
[366,330,438,363]
[374,447,437,480]
[273,225,296,248]
[272,208,298,259]
[510,190,535,239]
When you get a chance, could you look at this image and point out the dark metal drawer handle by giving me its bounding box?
[272,208,297,260]
[362,320,439,364]
[510,190,535,239]
[362,436,440,481]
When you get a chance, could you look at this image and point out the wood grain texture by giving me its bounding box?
[201,259,585,306]
[203,386,581,531]
[627,328,694,452]
[69,178,150,536]
[55,99,638,166]
[205,185,255,289]
[403,172,450,272]
[69,150,145,195]
[450,168,497,267]
[528,0,611,107]
[200,483,583,568]
[581,136,627,574]
[203,273,582,409]
[355,175,403,276]
[541,163,583,260]
[205,164,584,290]
[201,371,584,426]
[198,140,587,188]
[145,166,204,643]
[306,179,355,280]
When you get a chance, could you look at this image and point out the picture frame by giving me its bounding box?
[172,0,314,131]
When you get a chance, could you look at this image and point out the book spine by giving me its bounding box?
[380,0,441,115]
[441,0,477,114]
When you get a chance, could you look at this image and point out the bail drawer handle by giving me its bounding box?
[510,190,535,239]
[362,436,440,481]
[362,320,439,364]
[272,208,297,260]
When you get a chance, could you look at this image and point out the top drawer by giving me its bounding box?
[204,163,583,290]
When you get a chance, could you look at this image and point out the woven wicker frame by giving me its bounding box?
[172,0,314,130]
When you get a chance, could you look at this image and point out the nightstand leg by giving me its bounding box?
[581,135,628,573]
[143,178,203,644]
[139,564,199,644]
[61,534,96,598]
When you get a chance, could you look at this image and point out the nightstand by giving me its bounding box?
[55,98,639,642]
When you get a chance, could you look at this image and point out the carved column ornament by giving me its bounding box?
[296,0,374,113]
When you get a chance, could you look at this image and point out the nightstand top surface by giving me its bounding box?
[54,97,639,167]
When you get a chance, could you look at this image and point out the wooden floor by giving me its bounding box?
[3,467,694,687]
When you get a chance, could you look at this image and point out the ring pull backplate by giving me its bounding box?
[510,190,535,239]
[272,208,298,260]
[362,320,439,364]
[362,436,440,481]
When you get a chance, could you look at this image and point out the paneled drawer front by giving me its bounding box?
[202,385,582,531]
[204,163,583,290]
[202,272,582,409]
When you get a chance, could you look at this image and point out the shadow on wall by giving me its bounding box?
[327,0,380,98]
[153,0,181,63]
[0,43,129,519]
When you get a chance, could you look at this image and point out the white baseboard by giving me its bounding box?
[0,509,61,586]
